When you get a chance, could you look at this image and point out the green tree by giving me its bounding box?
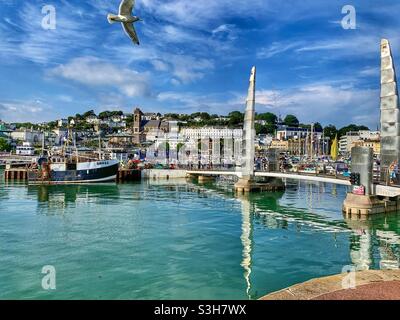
[228,111,244,126]
[0,138,11,152]
[126,115,134,126]
[283,114,299,127]
[313,122,323,131]
[300,122,323,131]
[323,125,338,140]
[83,110,96,118]
[255,123,267,135]
[338,124,369,138]
[256,112,277,124]
[255,123,276,135]
[200,112,211,121]
[99,111,111,120]
[177,143,185,152]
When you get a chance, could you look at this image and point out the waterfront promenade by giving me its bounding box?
[261,270,400,300]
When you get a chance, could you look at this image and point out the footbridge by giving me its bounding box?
[186,169,400,197]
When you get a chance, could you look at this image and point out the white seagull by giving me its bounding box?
[107,0,141,45]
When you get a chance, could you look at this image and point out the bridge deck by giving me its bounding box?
[186,170,400,197]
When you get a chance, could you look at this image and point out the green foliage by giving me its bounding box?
[177,143,184,152]
[45,121,58,130]
[299,122,323,131]
[164,113,180,120]
[283,114,299,127]
[125,114,134,126]
[323,125,338,140]
[255,112,277,124]
[15,122,38,130]
[83,110,96,118]
[74,122,94,131]
[228,111,244,126]
[0,138,11,152]
[338,124,369,138]
[255,123,276,135]
[98,110,124,120]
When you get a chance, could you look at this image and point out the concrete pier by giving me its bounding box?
[142,169,187,180]
[116,169,141,182]
[343,146,399,216]
[4,168,28,182]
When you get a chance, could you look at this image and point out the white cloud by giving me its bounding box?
[49,57,151,98]
[151,59,169,72]
[359,66,380,77]
[139,0,266,28]
[170,55,214,83]
[0,100,56,123]
[254,85,380,128]
[157,83,380,128]
[211,24,237,41]
[257,41,304,59]
[0,3,94,64]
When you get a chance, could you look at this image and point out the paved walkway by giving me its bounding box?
[260,270,400,300]
[314,281,400,300]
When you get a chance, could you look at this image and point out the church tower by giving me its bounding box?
[133,108,143,134]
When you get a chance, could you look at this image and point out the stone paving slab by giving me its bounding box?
[315,281,400,300]
[260,270,400,300]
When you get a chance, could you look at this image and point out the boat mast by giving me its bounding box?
[98,132,102,160]
[73,131,78,163]
[42,130,45,156]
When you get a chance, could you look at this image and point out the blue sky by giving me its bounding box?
[0,0,399,128]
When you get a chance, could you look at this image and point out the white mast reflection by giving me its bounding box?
[239,196,253,299]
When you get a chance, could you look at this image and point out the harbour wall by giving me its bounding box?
[142,169,187,180]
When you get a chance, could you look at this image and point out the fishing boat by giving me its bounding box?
[27,156,119,185]
[27,126,119,185]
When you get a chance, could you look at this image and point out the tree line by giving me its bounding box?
[4,109,370,142]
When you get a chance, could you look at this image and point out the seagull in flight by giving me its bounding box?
[107,0,141,45]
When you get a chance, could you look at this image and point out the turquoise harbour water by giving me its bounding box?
[1,172,400,299]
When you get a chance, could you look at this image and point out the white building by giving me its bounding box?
[58,119,68,127]
[101,119,126,129]
[16,142,35,156]
[85,115,100,124]
[181,127,243,140]
[11,129,44,144]
[143,113,160,121]
[276,125,323,140]
[151,122,185,150]
[339,130,380,154]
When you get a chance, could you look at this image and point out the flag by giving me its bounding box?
[331,134,338,161]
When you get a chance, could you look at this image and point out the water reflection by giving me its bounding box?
[237,195,253,299]
[231,181,400,297]
[27,184,120,213]
[345,214,400,270]
[5,178,400,299]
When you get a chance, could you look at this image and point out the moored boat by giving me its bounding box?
[28,157,119,184]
